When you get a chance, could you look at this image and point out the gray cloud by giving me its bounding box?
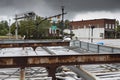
[46,0,120,12]
[46,0,120,19]
[0,0,120,20]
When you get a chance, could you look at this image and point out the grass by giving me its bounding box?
[0,36,9,39]
[0,36,22,40]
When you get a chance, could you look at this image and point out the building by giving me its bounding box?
[70,19,116,39]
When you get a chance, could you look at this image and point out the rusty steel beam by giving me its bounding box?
[0,54,119,68]
[0,41,69,49]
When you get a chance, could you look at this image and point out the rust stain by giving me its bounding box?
[10,44,13,47]
[0,59,13,65]
[33,43,37,46]
[0,54,119,68]
[40,58,49,64]
[0,41,69,48]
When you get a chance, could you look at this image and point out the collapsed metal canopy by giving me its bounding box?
[0,40,120,80]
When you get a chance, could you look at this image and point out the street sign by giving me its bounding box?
[51,26,57,30]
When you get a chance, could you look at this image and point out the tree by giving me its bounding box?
[33,16,52,39]
[11,16,52,39]
[116,25,120,32]
[0,20,9,36]
[56,19,70,36]
[64,20,70,29]
[19,20,35,39]
[115,20,120,38]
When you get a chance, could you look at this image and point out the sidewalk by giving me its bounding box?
[79,39,120,48]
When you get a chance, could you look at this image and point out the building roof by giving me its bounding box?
[71,18,116,23]
[70,18,116,29]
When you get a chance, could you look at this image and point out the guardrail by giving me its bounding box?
[70,40,120,53]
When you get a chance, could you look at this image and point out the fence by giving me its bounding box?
[70,40,120,53]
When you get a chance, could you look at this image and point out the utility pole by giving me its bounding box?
[15,14,18,39]
[61,6,64,38]
[8,19,11,39]
[91,26,95,43]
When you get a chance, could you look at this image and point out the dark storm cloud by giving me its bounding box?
[43,0,120,20]
[46,0,120,12]
[0,0,120,20]
[0,0,49,16]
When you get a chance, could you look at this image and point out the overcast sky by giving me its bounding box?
[0,0,120,22]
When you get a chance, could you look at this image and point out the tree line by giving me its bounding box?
[0,16,71,39]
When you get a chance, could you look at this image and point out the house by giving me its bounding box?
[70,19,116,39]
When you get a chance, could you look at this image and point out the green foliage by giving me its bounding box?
[115,20,120,38]
[64,20,70,29]
[10,23,16,35]
[56,19,70,30]
[56,19,70,36]
[33,16,52,39]
[117,25,120,32]
[10,15,71,39]
[115,20,120,32]
[19,20,36,39]
[11,16,52,39]
[0,20,9,36]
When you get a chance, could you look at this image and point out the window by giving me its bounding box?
[100,33,103,37]
[105,24,108,29]
[109,24,111,29]
[112,24,115,29]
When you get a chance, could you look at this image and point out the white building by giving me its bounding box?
[70,19,116,39]
[72,28,104,39]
